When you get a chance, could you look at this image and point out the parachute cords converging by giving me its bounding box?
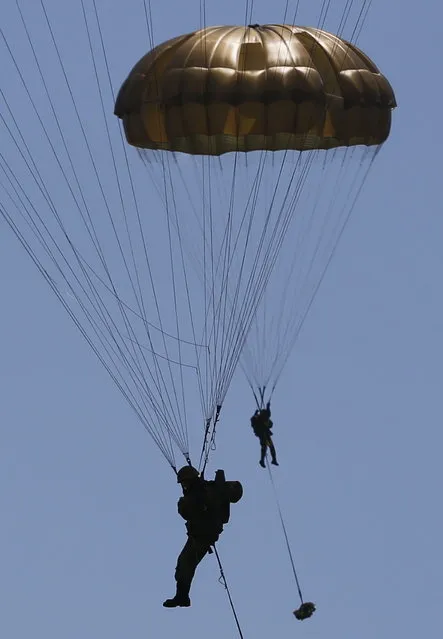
[168,402,221,479]
[199,403,222,475]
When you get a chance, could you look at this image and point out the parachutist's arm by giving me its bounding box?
[177,497,187,520]
[178,496,206,521]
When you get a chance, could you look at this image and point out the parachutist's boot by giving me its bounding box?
[259,459,266,468]
[271,458,279,466]
[163,581,191,608]
[162,594,191,607]
[163,596,189,608]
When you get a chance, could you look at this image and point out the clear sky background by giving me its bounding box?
[1,1,442,638]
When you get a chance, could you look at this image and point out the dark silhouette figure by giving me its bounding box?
[163,466,242,608]
[251,401,278,468]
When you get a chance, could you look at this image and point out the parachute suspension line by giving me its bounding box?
[135,143,229,455]
[0,193,175,466]
[0,196,179,466]
[199,0,209,35]
[135,166,207,441]
[245,383,269,410]
[212,151,239,407]
[353,1,374,44]
[203,154,213,420]
[289,0,301,25]
[202,34,223,423]
[258,386,267,408]
[282,0,291,25]
[267,462,305,605]
[106,0,197,454]
[176,163,209,420]
[13,2,107,282]
[241,139,378,396]
[2,4,194,464]
[167,157,207,421]
[84,0,189,453]
[212,132,272,407]
[207,152,263,406]
[0,86,156,441]
[162,158,194,453]
[84,0,192,452]
[213,545,245,639]
[225,155,271,367]
[0,187,179,466]
[141,0,155,51]
[244,0,254,27]
[198,145,267,419]
[80,1,169,416]
[154,155,191,450]
[196,28,209,418]
[215,145,301,410]
[333,0,374,45]
[239,148,319,390]
[199,404,222,474]
[207,156,217,415]
[38,0,159,411]
[270,147,379,392]
[315,0,373,43]
[318,0,333,32]
[247,381,260,411]
[252,149,344,390]
[198,416,212,471]
[336,0,356,38]
[140,1,209,447]
[139,78,222,433]
[158,149,219,430]
[127,71,193,449]
[74,260,205,350]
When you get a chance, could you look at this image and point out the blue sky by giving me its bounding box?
[1,1,442,638]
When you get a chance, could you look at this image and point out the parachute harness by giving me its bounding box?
[267,462,316,621]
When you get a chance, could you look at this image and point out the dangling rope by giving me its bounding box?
[267,461,304,604]
[213,544,245,639]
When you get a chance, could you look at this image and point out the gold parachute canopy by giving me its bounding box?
[114,24,396,155]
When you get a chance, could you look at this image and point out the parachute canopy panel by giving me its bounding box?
[114,24,396,155]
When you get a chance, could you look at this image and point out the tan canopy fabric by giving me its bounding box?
[115,24,396,155]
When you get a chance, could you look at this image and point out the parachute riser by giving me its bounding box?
[255,386,271,410]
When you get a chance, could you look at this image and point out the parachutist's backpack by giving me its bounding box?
[178,471,243,535]
[212,469,243,525]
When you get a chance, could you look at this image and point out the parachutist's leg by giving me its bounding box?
[175,537,211,596]
[163,537,211,607]
[268,437,278,465]
[259,437,267,468]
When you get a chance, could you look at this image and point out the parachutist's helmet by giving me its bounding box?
[176,465,199,483]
